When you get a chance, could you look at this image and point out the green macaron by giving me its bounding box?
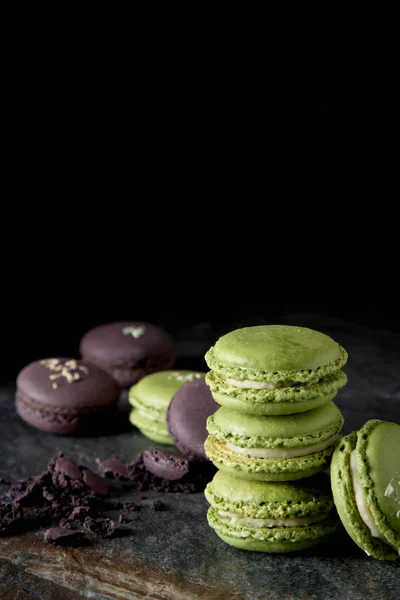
[205,470,339,552]
[330,419,400,560]
[205,325,348,415]
[204,401,344,481]
[129,370,205,444]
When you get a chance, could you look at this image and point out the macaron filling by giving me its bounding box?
[350,450,399,553]
[205,370,348,414]
[224,433,340,458]
[225,377,320,390]
[130,403,164,423]
[217,511,326,528]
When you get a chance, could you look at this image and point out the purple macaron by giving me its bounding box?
[79,321,176,388]
[166,377,219,461]
[16,357,120,435]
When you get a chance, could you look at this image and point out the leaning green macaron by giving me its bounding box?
[129,370,205,444]
[204,401,344,481]
[205,325,348,415]
[205,470,339,552]
[330,419,400,560]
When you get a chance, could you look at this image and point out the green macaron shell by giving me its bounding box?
[205,471,338,552]
[356,420,400,551]
[330,426,399,560]
[207,403,344,449]
[205,325,348,383]
[129,370,206,409]
[129,409,173,445]
[205,403,343,481]
[205,471,334,519]
[206,370,347,415]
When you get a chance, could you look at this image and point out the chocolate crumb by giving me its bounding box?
[83,516,116,538]
[127,454,216,493]
[59,506,94,529]
[8,473,49,506]
[0,453,112,543]
[96,458,129,481]
[153,500,166,512]
[81,469,109,496]
[43,527,87,546]
[0,502,23,535]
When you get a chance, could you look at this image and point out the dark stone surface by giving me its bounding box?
[0,314,399,600]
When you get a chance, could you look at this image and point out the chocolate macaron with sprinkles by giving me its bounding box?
[79,321,176,388]
[16,358,120,435]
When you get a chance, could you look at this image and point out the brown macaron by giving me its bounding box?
[166,378,220,461]
[16,357,120,435]
[79,321,176,388]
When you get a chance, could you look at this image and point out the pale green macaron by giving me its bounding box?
[129,370,205,444]
[330,419,400,560]
[205,401,344,481]
[205,470,339,552]
[205,325,348,415]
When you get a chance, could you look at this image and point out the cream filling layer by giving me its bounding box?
[218,510,321,528]
[350,451,398,553]
[131,405,162,423]
[225,377,319,390]
[224,433,339,458]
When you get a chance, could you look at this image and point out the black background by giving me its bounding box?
[2,104,398,382]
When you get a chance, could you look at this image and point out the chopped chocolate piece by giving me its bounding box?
[55,458,83,482]
[96,458,129,481]
[0,453,112,541]
[43,527,87,546]
[143,448,189,481]
[83,516,116,538]
[81,469,108,495]
[153,500,166,512]
[42,487,57,502]
[8,473,48,506]
[69,506,93,521]
[0,502,23,535]
[60,506,94,529]
[127,454,216,493]
[49,455,84,491]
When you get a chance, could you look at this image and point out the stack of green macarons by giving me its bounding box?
[204,325,348,553]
